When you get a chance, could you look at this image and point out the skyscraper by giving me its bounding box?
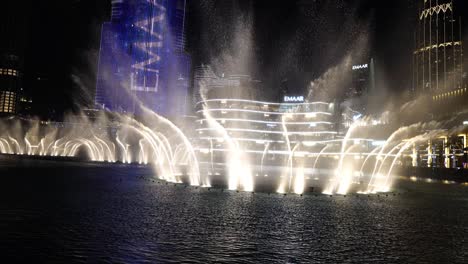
[0,55,21,114]
[0,3,29,115]
[95,0,191,117]
[413,0,464,93]
[349,59,376,98]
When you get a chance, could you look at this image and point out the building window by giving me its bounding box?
[0,68,19,76]
[0,91,17,113]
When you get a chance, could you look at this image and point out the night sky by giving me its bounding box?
[5,0,467,118]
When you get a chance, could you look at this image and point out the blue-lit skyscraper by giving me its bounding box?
[95,0,191,117]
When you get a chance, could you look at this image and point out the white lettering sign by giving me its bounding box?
[352,64,368,70]
[284,96,304,102]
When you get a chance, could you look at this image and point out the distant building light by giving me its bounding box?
[372,140,386,146]
[372,120,382,126]
[200,148,210,154]
[303,141,316,147]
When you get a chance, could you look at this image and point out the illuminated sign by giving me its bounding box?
[352,64,368,70]
[284,96,304,102]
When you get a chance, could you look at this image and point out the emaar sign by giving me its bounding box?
[352,64,368,70]
[284,96,304,102]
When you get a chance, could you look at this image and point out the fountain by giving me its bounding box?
[2,89,468,195]
[3,92,466,196]
[1,0,466,196]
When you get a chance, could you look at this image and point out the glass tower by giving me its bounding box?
[413,0,463,93]
[95,0,191,117]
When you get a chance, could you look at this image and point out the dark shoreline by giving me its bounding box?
[3,153,468,194]
[396,166,468,183]
[0,153,150,168]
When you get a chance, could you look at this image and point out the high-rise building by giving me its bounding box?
[95,0,191,117]
[348,59,376,99]
[0,55,21,114]
[413,0,464,93]
[0,3,29,115]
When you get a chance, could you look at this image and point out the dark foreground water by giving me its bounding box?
[2,160,468,263]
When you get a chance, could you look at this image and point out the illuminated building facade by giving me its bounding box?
[196,99,337,151]
[95,0,191,117]
[413,0,464,93]
[195,98,341,177]
[0,56,21,114]
[0,3,29,115]
[195,72,339,173]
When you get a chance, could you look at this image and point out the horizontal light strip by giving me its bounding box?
[196,128,338,135]
[199,137,285,144]
[198,137,376,145]
[197,118,333,125]
[196,148,398,157]
[197,109,332,116]
[414,41,462,54]
[197,99,330,106]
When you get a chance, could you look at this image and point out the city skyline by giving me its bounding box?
[0,0,467,119]
[3,2,468,263]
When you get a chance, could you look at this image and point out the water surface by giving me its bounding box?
[1,161,468,263]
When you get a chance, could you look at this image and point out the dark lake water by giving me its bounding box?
[2,159,468,263]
